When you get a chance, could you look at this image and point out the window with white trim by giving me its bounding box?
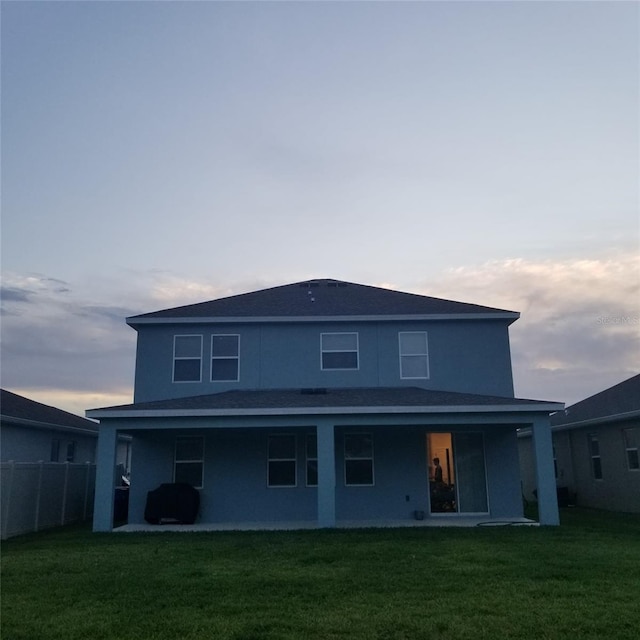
[268,435,297,487]
[399,331,429,379]
[173,335,202,382]
[344,433,374,486]
[588,434,602,480]
[174,436,204,488]
[321,333,359,370]
[211,334,240,381]
[306,434,318,487]
[623,428,639,471]
[66,441,76,463]
[50,439,60,462]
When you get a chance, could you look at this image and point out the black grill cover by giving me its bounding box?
[144,483,200,525]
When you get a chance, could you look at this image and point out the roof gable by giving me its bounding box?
[1,389,98,432]
[551,374,640,427]
[128,278,518,323]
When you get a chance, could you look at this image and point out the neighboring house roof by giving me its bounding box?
[127,278,520,325]
[1,389,98,435]
[550,374,640,430]
[87,386,561,418]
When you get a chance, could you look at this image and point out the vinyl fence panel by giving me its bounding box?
[1,462,96,539]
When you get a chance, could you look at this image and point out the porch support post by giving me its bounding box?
[92,423,118,532]
[531,415,560,526]
[316,419,336,528]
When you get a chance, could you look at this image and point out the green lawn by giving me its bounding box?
[2,509,639,640]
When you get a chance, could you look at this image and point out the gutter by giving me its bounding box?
[127,312,520,327]
[517,408,640,436]
[87,402,563,419]
[1,415,99,436]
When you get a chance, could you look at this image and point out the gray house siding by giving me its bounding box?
[133,319,515,403]
[565,420,639,513]
[519,374,640,514]
[519,418,640,513]
[1,424,96,464]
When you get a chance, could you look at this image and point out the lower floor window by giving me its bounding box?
[589,434,603,480]
[306,435,318,486]
[174,436,204,488]
[66,441,76,463]
[268,435,297,487]
[623,428,639,470]
[344,434,374,485]
[50,439,60,462]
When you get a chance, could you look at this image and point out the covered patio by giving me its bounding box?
[89,387,562,531]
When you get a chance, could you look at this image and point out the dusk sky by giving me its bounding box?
[1,0,638,416]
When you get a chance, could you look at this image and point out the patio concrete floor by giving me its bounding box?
[114,516,538,533]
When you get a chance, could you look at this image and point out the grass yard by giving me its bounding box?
[2,509,639,640]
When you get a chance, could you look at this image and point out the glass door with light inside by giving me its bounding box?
[427,432,488,514]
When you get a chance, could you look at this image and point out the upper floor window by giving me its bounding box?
[399,332,429,379]
[588,434,602,480]
[623,428,639,471]
[211,335,240,381]
[174,436,204,488]
[173,335,202,383]
[321,332,359,370]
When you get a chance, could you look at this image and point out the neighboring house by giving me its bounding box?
[519,374,640,513]
[1,389,101,538]
[1,389,99,463]
[88,278,562,531]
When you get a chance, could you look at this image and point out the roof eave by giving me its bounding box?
[550,408,640,432]
[1,415,99,435]
[87,401,562,420]
[127,312,520,327]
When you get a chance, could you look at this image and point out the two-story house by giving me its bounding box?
[88,278,562,531]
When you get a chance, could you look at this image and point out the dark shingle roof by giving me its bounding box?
[551,374,640,427]
[89,386,557,415]
[128,279,518,322]
[1,389,98,432]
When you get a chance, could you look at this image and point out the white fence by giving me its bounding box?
[1,461,96,539]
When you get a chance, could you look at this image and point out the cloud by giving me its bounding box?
[418,253,640,404]
[2,257,637,414]
[0,270,270,414]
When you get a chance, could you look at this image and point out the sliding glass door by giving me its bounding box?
[427,432,488,514]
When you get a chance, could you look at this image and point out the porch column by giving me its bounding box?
[92,423,118,532]
[316,419,336,528]
[532,415,560,526]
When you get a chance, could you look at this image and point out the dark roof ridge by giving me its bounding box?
[551,373,640,426]
[1,388,98,431]
[127,278,518,322]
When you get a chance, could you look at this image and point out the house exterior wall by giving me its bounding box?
[132,319,515,403]
[518,419,640,513]
[0,423,97,464]
[124,423,524,526]
[566,419,639,513]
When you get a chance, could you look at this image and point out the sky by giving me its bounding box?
[1,0,638,417]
